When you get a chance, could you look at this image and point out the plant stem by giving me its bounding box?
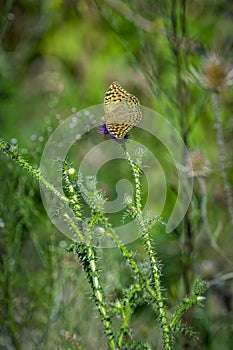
[124,149,142,213]
[125,147,172,350]
[170,0,194,295]
[76,244,117,350]
[108,229,139,275]
[142,226,172,350]
[198,176,233,265]
[0,139,69,207]
[212,92,233,226]
[169,294,200,330]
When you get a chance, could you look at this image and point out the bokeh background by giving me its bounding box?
[1,1,233,349]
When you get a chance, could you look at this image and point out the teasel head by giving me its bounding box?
[185,150,211,178]
[190,53,233,92]
[204,54,227,91]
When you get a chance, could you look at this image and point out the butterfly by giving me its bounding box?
[103,81,142,139]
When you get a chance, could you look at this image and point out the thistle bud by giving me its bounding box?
[185,150,211,178]
[203,54,227,91]
[189,53,233,91]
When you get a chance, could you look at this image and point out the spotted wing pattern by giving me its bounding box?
[104,81,142,139]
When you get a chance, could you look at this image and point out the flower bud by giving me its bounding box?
[203,54,227,91]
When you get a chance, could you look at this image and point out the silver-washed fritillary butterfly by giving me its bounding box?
[103,81,142,139]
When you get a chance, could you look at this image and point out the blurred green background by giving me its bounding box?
[1,1,233,349]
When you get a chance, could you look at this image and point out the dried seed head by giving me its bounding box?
[189,53,233,91]
[203,54,227,91]
[186,151,211,178]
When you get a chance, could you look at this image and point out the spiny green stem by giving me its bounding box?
[63,214,84,241]
[76,244,117,350]
[0,138,89,244]
[124,149,142,213]
[0,139,68,204]
[141,223,172,350]
[169,294,202,330]
[89,209,109,228]
[108,229,139,275]
[107,227,171,349]
[117,283,142,347]
[63,167,82,220]
[125,146,172,350]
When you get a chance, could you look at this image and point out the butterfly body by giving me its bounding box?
[104,81,142,139]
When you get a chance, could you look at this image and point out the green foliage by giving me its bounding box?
[0,139,207,349]
[1,1,233,349]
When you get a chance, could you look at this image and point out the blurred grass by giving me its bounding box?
[1,1,233,349]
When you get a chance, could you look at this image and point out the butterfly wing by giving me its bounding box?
[104,81,142,139]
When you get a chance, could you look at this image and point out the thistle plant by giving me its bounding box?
[0,137,208,350]
[190,54,233,226]
[186,150,232,266]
